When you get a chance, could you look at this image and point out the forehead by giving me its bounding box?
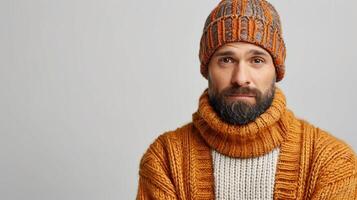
[213,42,271,57]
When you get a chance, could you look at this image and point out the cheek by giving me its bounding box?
[253,67,275,92]
[209,69,232,92]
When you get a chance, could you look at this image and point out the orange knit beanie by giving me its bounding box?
[199,0,286,82]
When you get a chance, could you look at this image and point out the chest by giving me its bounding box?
[212,148,280,200]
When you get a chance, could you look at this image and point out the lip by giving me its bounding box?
[226,94,256,101]
[227,94,255,98]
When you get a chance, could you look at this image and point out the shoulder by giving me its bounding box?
[299,119,356,158]
[150,122,194,153]
[299,119,357,184]
[139,123,194,172]
[136,124,195,198]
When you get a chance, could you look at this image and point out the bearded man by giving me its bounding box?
[136,0,357,199]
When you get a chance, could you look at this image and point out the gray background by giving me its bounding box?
[1,0,357,199]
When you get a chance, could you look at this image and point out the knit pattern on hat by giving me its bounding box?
[199,0,286,81]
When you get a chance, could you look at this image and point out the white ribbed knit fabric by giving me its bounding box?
[212,148,280,200]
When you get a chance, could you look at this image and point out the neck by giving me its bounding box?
[192,87,293,158]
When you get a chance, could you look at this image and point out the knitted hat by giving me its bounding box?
[199,0,286,82]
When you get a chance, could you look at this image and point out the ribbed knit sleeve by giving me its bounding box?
[136,136,178,200]
[308,129,357,200]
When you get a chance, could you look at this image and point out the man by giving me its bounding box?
[137,0,357,199]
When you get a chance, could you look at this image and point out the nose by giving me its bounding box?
[231,63,251,87]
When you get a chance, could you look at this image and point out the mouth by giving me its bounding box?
[227,93,256,98]
[226,94,255,102]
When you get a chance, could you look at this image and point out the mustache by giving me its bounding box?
[222,86,261,97]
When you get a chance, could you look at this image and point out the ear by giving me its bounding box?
[207,73,212,87]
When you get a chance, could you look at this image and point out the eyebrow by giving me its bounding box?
[213,49,270,58]
[247,49,270,57]
[213,50,235,57]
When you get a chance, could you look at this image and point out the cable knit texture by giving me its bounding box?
[212,148,280,199]
[193,88,289,158]
[137,88,357,200]
[199,0,286,81]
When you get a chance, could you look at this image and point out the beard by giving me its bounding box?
[208,82,275,125]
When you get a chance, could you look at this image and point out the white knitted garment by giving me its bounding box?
[212,148,280,200]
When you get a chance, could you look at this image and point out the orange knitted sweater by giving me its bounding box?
[137,88,357,199]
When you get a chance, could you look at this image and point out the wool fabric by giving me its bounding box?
[199,0,286,82]
[137,88,357,199]
[212,148,280,199]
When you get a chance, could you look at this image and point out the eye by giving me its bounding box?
[218,57,235,64]
[252,57,265,64]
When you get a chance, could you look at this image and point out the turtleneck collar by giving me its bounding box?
[192,87,293,158]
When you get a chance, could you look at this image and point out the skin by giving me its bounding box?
[208,42,276,105]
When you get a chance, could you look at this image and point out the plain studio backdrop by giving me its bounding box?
[1,0,357,199]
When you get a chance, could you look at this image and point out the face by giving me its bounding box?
[207,42,276,125]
